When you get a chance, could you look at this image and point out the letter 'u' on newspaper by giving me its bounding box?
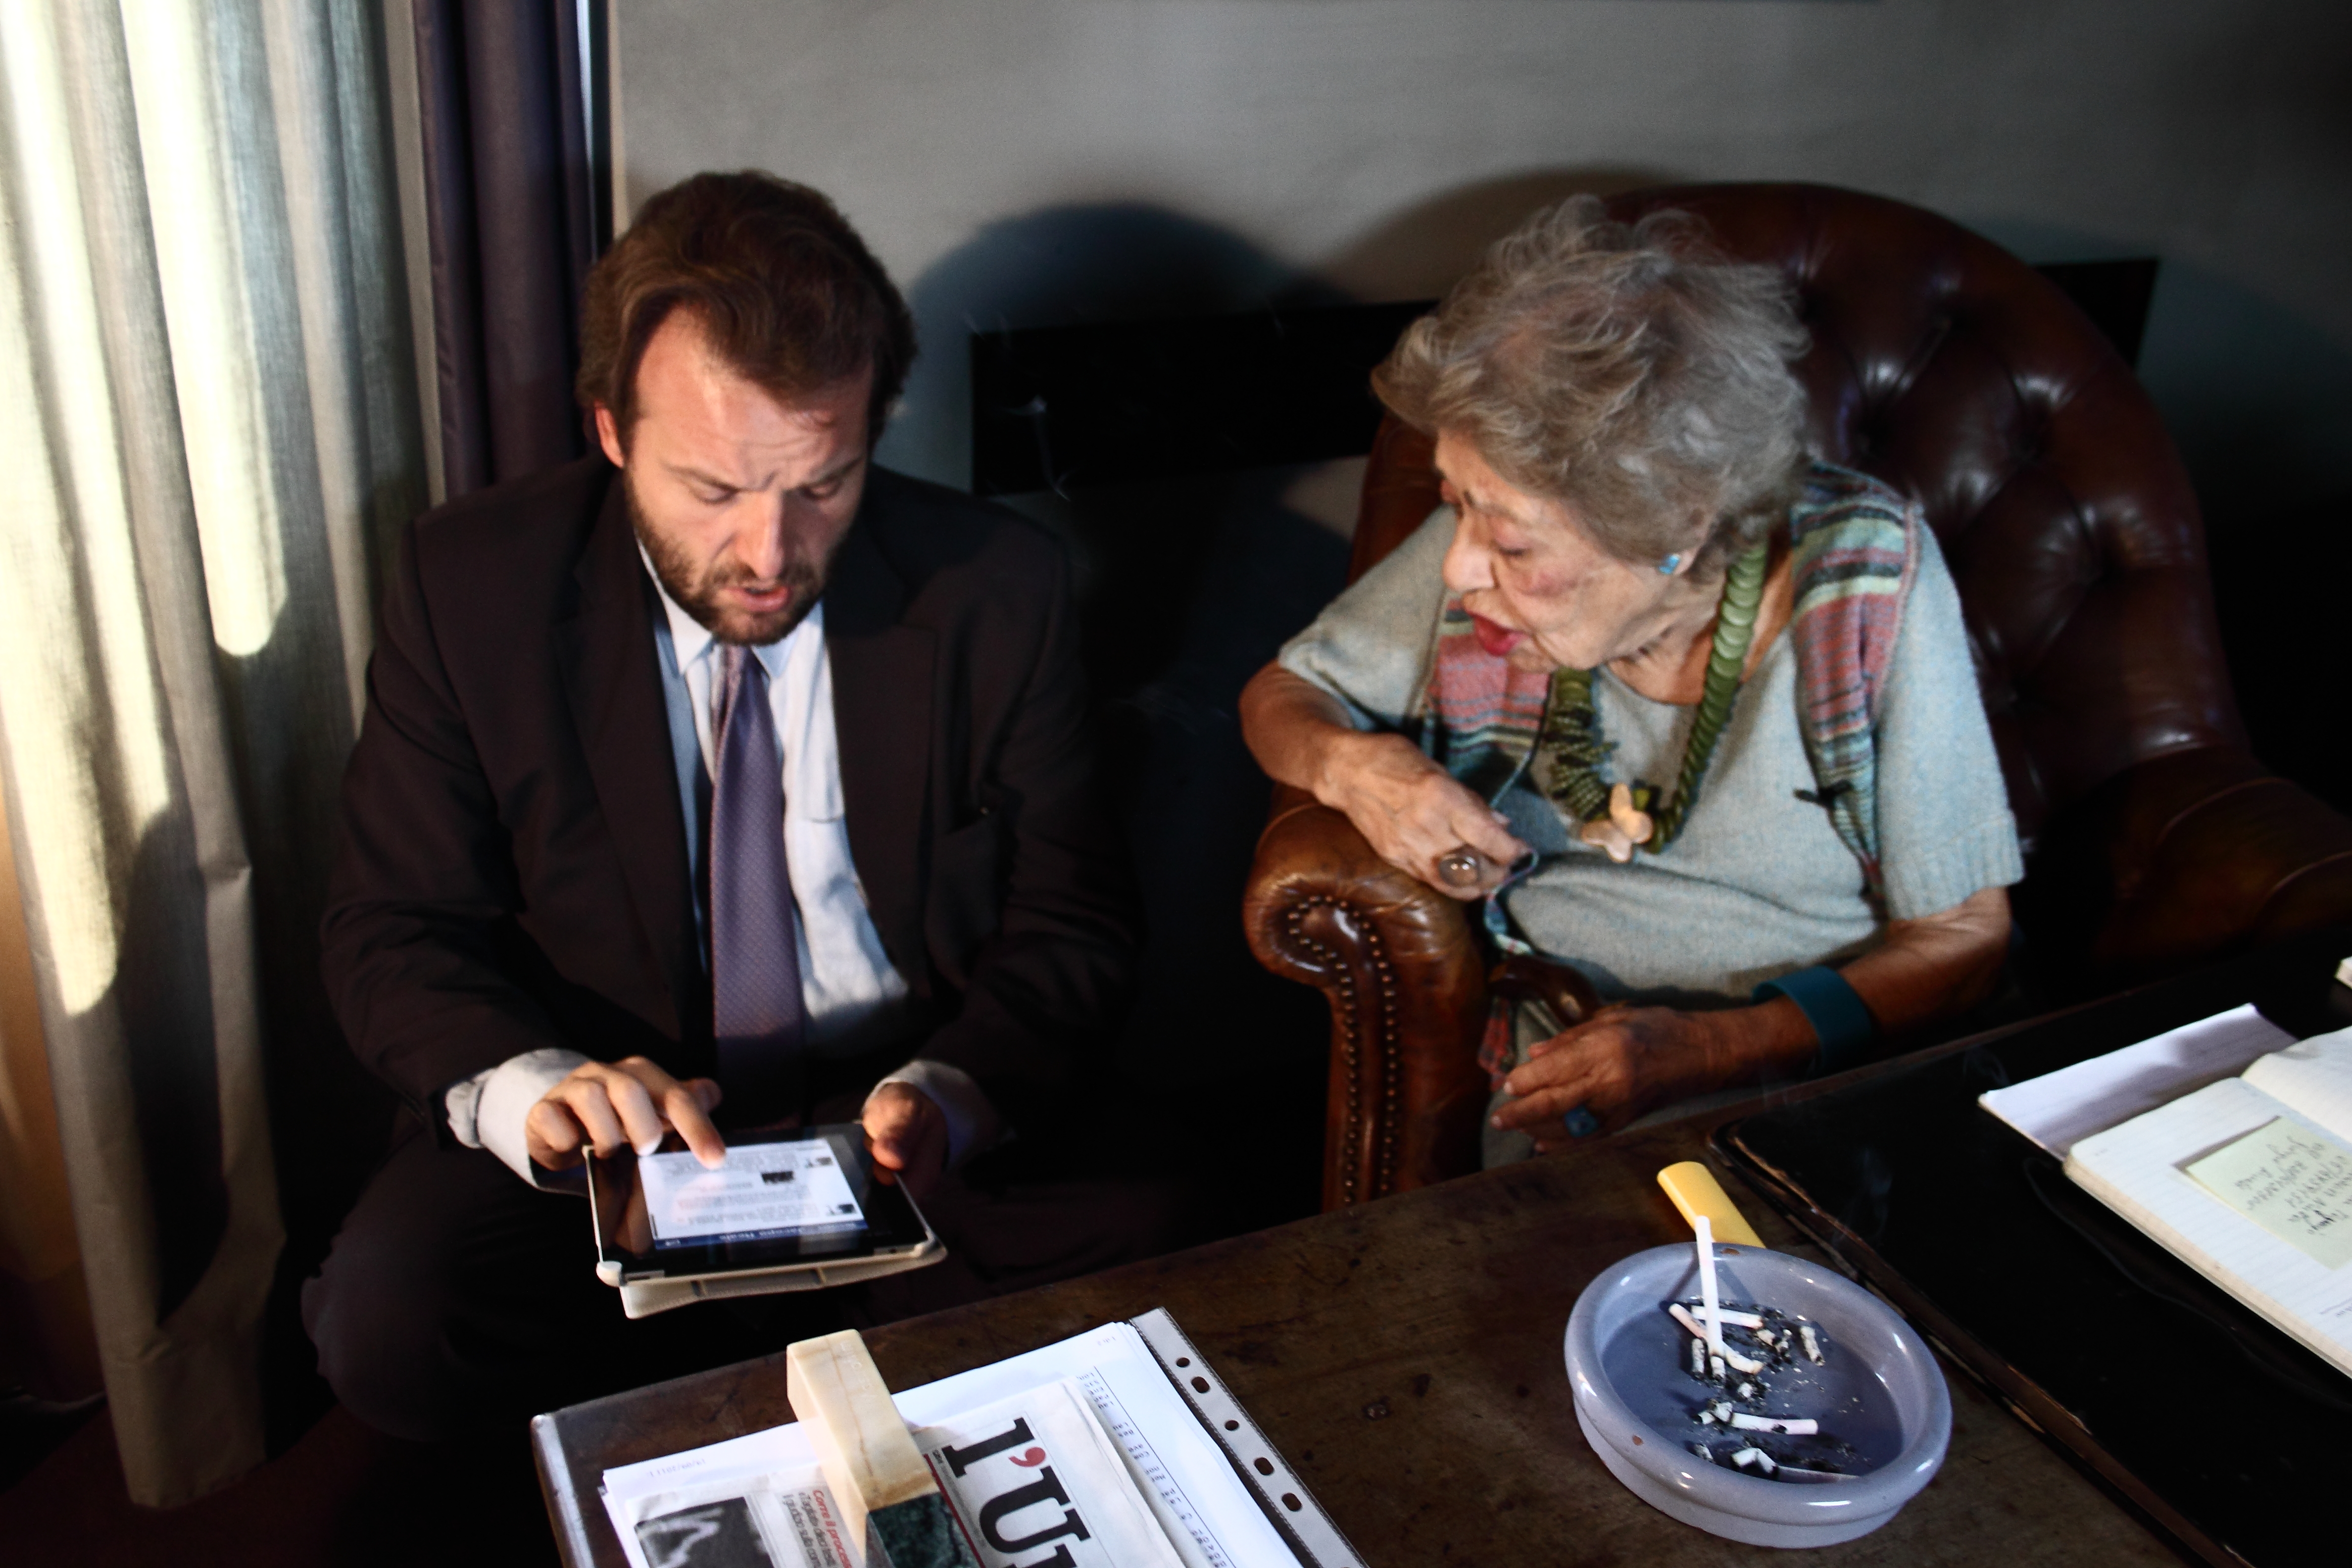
[610,1379,1184,1568]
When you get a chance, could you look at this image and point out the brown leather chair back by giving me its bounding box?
[1351,183,2243,850]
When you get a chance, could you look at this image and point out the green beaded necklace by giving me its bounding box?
[1536,541,1770,851]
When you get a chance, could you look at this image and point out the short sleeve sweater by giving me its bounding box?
[1276,507,2023,1007]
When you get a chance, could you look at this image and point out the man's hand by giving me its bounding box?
[1322,731,1527,899]
[525,1056,726,1172]
[862,1080,949,1200]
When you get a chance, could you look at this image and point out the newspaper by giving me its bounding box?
[609,1467,857,1568]
[606,1378,1180,1568]
[602,1322,1304,1568]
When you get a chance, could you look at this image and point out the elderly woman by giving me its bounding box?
[1240,199,2020,1164]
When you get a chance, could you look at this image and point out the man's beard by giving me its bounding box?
[626,478,830,646]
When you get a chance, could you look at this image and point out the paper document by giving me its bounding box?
[2183,1117,2352,1270]
[610,1464,856,1568]
[637,1142,865,1249]
[601,1321,1305,1568]
[2066,1076,2352,1376]
[1978,1004,2296,1158]
[2244,1031,2352,1137]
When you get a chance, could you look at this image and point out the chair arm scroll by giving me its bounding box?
[1242,787,1491,1208]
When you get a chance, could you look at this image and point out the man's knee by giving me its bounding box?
[303,1186,471,1442]
[303,1134,575,1441]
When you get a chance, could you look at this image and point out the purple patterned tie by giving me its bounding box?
[709,645,805,1121]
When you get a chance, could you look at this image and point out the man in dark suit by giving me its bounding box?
[304,172,1146,1441]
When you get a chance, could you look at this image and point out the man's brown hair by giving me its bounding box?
[577,171,915,442]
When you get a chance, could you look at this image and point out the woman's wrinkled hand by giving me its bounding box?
[1318,731,1528,899]
[1491,1005,1728,1148]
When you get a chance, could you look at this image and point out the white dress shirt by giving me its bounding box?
[444,555,998,1184]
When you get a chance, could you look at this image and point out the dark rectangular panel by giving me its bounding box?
[969,259,2160,497]
[2037,258,2160,368]
[971,301,1433,496]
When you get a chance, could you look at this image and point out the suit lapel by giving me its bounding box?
[825,504,935,994]
[555,476,704,1045]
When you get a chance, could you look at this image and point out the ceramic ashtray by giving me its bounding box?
[1563,1235,1951,1547]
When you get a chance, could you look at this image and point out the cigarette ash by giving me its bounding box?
[1667,1299,1863,1480]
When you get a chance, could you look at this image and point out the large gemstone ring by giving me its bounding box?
[1437,847,1484,887]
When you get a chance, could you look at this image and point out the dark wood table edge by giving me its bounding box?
[535,1410,606,1568]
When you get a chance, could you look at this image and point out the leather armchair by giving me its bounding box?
[1243,183,2352,1211]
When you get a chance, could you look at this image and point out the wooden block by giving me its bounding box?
[785,1329,972,1568]
[1657,1160,1764,1248]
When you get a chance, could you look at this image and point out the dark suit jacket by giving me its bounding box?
[321,456,1137,1134]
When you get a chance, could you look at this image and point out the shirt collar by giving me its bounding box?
[637,542,808,679]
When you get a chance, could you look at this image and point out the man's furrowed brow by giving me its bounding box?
[803,451,867,490]
[666,460,748,492]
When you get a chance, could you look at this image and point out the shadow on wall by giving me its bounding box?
[880,175,1685,1227]
[1982,216,2352,815]
[892,204,1361,1229]
[1314,165,1677,300]
[883,203,1320,487]
[2139,259,2352,815]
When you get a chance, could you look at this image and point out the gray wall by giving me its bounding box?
[613,0,2352,784]
[612,0,2350,487]
[610,1,2351,1141]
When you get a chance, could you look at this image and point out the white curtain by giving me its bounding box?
[0,0,421,1505]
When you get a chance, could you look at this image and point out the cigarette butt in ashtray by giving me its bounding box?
[786,1329,979,1568]
[1656,1162,1764,1248]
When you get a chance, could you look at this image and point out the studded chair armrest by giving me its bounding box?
[1242,786,1492,1207]
[2022,745,2352,987]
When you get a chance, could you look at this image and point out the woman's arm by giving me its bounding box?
[1493,885,2011,1148]
[1240,661,1526,899]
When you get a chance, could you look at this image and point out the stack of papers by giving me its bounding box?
[600,1321,1307,1568]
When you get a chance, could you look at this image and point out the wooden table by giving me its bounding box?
[534,1100,2177,1567]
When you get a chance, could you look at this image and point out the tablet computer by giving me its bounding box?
[587,1123,943,1318]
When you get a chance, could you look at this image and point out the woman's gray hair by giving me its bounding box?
[1373,196,1811,575]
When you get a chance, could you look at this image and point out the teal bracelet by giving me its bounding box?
[1753,965,1876,1076]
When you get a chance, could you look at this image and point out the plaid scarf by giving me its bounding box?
[1419,461,1920,1083]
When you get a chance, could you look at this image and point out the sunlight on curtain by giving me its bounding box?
[123,2,291,659]
[0,0,422,1507]
[0,1,171,1015]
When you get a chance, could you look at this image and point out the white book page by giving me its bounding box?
[2064,1078,2352,1374]
[600,1321,1303,1568]
[1979,1004,2296,1157]
[2242,1025,2352,1143]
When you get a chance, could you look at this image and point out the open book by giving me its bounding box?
[596,1311,1363,1568]
[1984,1012,2352,1379]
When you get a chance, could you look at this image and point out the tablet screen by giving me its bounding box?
[637,1139,865,1249]
[588,1124,934,1278]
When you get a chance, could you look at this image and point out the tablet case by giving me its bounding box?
[588,1130,946,1318]
[599,1236,946,1319]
